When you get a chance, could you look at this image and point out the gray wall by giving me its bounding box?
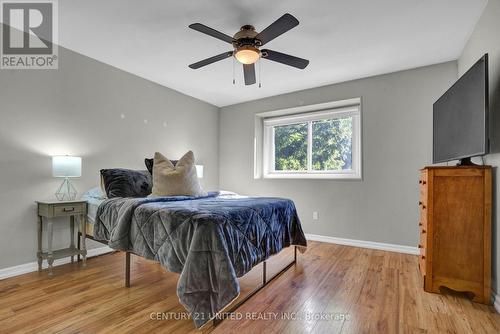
[458,0,500,294]
[219,62,457,247]
[0,45,219,269]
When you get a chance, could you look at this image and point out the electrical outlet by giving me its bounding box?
[312,211,319,221]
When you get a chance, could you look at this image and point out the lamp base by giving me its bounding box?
[55,178,77,201]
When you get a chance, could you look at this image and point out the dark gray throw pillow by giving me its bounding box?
[100,169,152,198]
[145,158,177,174]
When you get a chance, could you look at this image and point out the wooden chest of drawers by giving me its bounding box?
[418,166,491,304]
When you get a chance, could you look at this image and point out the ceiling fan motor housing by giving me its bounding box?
[233,25,261,49]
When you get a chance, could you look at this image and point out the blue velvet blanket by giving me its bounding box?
[93,192,307,328]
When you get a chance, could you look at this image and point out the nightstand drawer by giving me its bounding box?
[53,203,85,216]
[38,202,87,218]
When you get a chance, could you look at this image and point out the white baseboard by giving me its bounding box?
[305,233,419,255]
[0,246,114,280]
[493,292,500,314]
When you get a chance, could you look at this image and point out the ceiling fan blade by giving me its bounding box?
[243,63,256,85]
[189,23,234,44]
[261,49,309,69]
[189,51,233,69]
[255,13,299,46]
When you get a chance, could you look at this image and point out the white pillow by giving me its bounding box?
[151,151,207,197]
[82,186,106,200]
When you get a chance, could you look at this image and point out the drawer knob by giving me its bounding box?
[421,255,425,260]
[419,180,422,184]
[419,201,422,205]
[421,229,426,234]
[418,244,423,248]
[418,222,423,226]
[422,181,427,185]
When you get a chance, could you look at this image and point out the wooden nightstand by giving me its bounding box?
[36,200,88,275]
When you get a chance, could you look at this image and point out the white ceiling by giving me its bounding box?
[56,0,486,107]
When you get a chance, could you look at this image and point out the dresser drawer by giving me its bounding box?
[419,171,428,204]
[418,254,426,277]
[419,203,427,230]
[418,177,428,189]
[418,206,428,228]
[419,227,427,250]
[420,170,428,182]
[419,184,427,201]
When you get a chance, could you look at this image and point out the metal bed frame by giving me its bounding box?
[77,231,298,327]
[212,245,298,326]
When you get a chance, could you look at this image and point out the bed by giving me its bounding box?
[79,190,307,328]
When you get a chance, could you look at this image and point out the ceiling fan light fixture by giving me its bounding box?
[234,46,260,64]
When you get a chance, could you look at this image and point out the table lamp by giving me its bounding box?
[52,156,81,201]
[195,165,204,178]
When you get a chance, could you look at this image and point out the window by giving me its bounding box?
[262,105,361,179]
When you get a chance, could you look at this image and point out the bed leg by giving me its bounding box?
[125,252,131,288]
[77,232,81,262]
[294,245,297,263]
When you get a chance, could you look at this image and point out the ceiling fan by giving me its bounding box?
[188,13,309,85]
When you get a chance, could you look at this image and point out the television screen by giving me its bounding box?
[433,54,489,164]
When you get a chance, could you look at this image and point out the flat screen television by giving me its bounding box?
[433,54,489,165]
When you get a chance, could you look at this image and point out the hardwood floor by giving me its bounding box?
[0,241,498,333]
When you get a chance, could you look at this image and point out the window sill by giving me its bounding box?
[262,172,362,180]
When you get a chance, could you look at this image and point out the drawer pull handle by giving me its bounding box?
[422,181,426,185]
[421,229,426,234]
[419,180,422,184]
[418,244,423,248]
[63,207,75,212]
[418,222,423,226]
[419,201,422,205]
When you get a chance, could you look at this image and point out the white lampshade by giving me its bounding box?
[195,165,204,178]
[52,156,82,178]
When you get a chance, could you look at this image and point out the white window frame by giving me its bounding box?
[262,105,362,179]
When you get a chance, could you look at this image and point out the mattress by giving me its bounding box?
[86,196,103,224]
[81,188,105,237]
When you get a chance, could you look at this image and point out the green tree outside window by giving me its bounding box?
[273,117,353,172]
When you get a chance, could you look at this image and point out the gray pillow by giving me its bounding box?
[100,169,152,198]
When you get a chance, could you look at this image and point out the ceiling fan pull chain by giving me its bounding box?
[258,59,262,88]
[232,57,236,85]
